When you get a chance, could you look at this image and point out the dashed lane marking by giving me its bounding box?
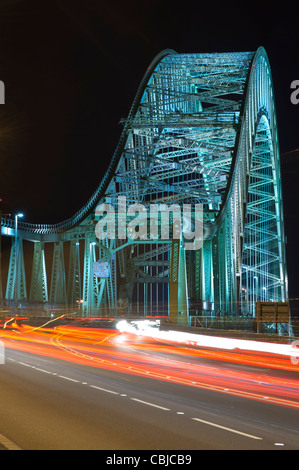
[90,385,119,395]
[6,356,287,446]
[58,375,80,383]
[131,398,170,411]
[191,417,263,440]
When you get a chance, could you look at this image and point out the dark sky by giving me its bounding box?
[0,0,298,294]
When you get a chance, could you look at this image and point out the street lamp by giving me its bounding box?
[15,213,24,248]
[0,210,11,299]
[14,213,24,302]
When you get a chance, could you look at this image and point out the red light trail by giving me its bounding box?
[1,319,299,410]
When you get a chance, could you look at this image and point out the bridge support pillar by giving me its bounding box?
[6,237,27,301]
[50,241,67,304]
[29,241,48,302]
[67,239,81,305]
[169,237,189,325]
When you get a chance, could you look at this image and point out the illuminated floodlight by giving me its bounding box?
[16,213,24,218]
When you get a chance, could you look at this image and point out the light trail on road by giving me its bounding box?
[0,318,299,411]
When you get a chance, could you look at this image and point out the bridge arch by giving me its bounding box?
[1,47,288,321]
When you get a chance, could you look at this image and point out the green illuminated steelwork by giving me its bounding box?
[241,116,286,314]
[67,240,81,305]
[50,241,67,304]
[30,242,48,302]
[6,237,27,301]
[0,48,288,321]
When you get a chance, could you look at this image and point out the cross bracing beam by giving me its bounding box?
[122,150,228,176]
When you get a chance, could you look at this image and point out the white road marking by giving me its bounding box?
[35,368,52,374]
[192,417,263,440]
[90,385,119,395]
[131,398,170,411]
[58,375,80,383]
[10,356,272,444]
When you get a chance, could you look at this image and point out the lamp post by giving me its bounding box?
[14,213,23,302]
[0,210,11,299]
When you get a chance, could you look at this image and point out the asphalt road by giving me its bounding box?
[0,324,298,450]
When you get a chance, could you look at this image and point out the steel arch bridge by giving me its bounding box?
[0,47,288,322]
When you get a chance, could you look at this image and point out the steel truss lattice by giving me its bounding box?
[1,48,288,321]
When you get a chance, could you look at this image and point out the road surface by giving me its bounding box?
[0,318,298,450]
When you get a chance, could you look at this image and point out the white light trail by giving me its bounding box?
[116,320,299,360]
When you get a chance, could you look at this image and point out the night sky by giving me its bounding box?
[0,0,298,295]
